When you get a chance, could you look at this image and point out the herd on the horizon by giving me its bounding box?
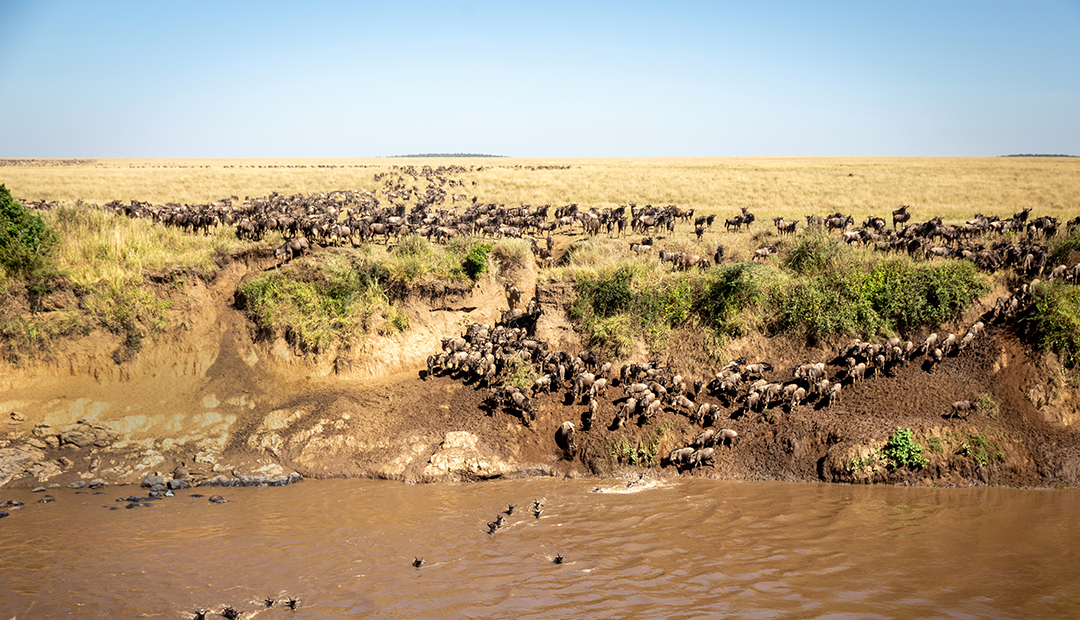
[21,163,1080,282]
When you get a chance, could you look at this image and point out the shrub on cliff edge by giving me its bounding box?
[0,184,59,279]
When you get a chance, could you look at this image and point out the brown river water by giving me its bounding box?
[1,477,1078,619]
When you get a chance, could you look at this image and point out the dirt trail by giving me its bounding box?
[1,249,1079,490]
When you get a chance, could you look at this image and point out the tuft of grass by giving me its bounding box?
[976,393,1000,419]
[379,305,412,336]
[0,311,85,360]
[237,254,398,352]
[82,278,172,351]
[1047,228,1080,268]
[491,238,532,274]
[500,356,539,392]
[960,432,1003,468]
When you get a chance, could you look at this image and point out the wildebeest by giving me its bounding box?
[274,236,310,264]
[716,428,739,447]
[950,400,977,418]
[668,447,695,467]
[688,447,715,468]
[893,205,911,230]
[694,429,716,448]
[555,422,576,457]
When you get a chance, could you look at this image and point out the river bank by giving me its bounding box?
[2,240,1079,492]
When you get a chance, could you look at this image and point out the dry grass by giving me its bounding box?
[4,157,1078,226]
[43,202,260,287]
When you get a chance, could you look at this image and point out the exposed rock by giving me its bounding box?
[208,494,228,503]
[32,424,57,439]
[167,478,190,490]
[141,473,165,488]
[0,448,40,487]
[422,431,514,480]
[88,479,105,489]
[56,421,119,450]
[58,425,94,448]
[27,461,61,481]
[10,412,25,422]
[67,480,86,489]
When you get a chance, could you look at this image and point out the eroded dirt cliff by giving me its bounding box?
[2,250,1079,491]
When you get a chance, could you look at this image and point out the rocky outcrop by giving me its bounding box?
[422,431,514,480]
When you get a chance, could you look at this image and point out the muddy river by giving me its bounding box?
[1,477,1077,619]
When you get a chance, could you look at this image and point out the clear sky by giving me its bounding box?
[1,1,1077,157]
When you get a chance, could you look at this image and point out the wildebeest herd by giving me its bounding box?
[55,161,1077,285]
[43,166,1079,468]
[424,285,1004,471]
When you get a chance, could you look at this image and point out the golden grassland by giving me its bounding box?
[4,157,1079,226]
[2,157,1079,364]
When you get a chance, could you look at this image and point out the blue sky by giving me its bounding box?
[1,1,1077,157]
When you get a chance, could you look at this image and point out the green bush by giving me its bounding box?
[693,262,769,336]
[1026,281,1080,367]
[784,231,846,277]
[500,356,539,392]
[773,242,987,338]
[566,230,989,355]
[462,241,492,281]
[0,184,59,278]
[881,427,928,471]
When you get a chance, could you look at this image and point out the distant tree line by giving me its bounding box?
[1001,154,1077,158]
[388,153,507,158]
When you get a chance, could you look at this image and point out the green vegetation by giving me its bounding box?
[610,420,675,467]
[1,196,188,360]
[0,184,59,280]
[960,432,1003,468]
[1026,281,1080,367]
[846,451,880,473]
[83,278,172,353]
[0,311,84,359]
[462,241,492,281]
[571,232,988,359]
[237,236,496,351]
[881,427,928,471]
[775,233,988,338]
[238,254,403,352]
[976,393,1000,419]
[1047,228,1080,268]
[611,437,660,466]
[382,234,493,289]
[500,356,539,392]
[926,436,944,454]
